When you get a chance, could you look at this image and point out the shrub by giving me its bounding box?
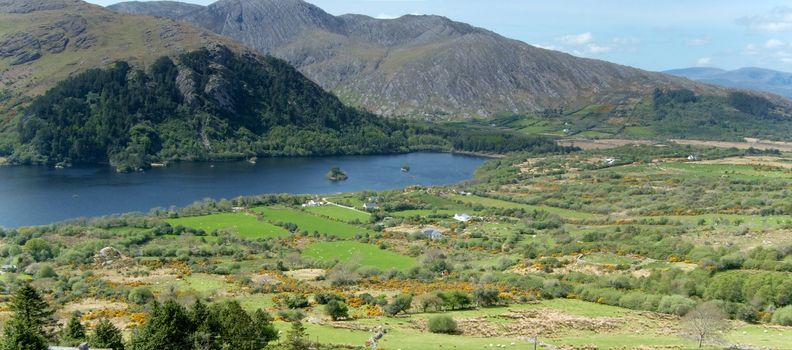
[35,265,57,278]
[384,294,413,316]
[324,300,349,321]
[285,294,310,309]
[439,291,472,311]
[657,295,696,316]
[772,305,792,326]
[473,288,501,307]
[427,315,457,334]
[128,286,155,305]
[314,293,341,305]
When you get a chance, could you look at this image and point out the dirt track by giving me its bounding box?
[557,138,792,152]
[670,138,792,152]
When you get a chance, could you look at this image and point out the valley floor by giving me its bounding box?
[2,144,791,349]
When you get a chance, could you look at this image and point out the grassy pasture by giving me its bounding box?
[660,162,792,180]
[390,209,458,218]
[449,194,598,219]
[166,213,290,239]
[304,205,370,223]
[252,206,370,238]
[302,241,416,271]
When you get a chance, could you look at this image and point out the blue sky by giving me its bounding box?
[88,0,792,72]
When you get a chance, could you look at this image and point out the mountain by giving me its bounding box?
[666,67,792,100]
[0,0,563,170]
[105,0,203,18]
[0,0,254,110]
[109,0,727,119]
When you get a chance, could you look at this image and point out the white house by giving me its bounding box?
[604,158,617,166]
[302,200,322,207]
[453,213,472,222]
[363,203,379,211]
[687,155,700,161]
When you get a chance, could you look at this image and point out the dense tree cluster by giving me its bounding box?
[727,91,773,117]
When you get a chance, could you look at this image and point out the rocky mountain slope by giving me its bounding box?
[666,67,792,100]
[104,0,203,19]
[0,0,562,170]
[0,0,254,109]
[110,0,728,119]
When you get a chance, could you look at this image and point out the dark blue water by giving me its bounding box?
[0,153,487,227]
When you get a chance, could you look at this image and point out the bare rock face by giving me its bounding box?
[110,0,725,118]
[0,0,80,14]
[176,67,199,107]
[0,14,90,65]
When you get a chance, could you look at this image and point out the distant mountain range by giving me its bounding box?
[665,67,792,100]
[109,0,727,119]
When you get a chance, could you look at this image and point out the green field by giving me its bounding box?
[304,205,370,223]
[450,194,598,219]
[660,162,792,180]
[166,213,290,239]
[390,209,459,218]
[302,241,416,271]
[252,207,370,238]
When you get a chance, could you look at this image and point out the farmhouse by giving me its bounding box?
[453,213,472,222]
[421,229,444,240]
[604,158,617,166]
[367,196,385,203]
[0,264,16,272]
[363,203,379,211]
[302,199,323,207]
[687,154,700,161]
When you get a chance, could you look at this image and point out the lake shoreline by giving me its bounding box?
[0,152,488,228]
[0,149,502,171]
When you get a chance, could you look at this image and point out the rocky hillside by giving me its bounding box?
[0,0,254,106]
[104,0,203,18]
[110,0,728,119]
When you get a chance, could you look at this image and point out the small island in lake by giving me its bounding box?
[326,166,349,181]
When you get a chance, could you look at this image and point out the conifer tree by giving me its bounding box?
[90,319,124,350]
[1,284,52,350]
[60,313,86,346]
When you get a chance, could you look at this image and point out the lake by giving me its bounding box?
[0,152,488,227]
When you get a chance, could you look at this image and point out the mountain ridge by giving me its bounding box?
[666,67,792,100]
[109,0,735,119]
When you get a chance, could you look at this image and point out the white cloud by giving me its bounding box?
[696,57,712,66]
[737,7,792,32]
[533,43,562,51]
[558,32,593,45]
[587,43,612,54]
[687,37,711,46]
[612,37,641,45]
[375,13,398,19]
[765,39,785,48]
[547,33,638,56]
[740,41,792,66]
